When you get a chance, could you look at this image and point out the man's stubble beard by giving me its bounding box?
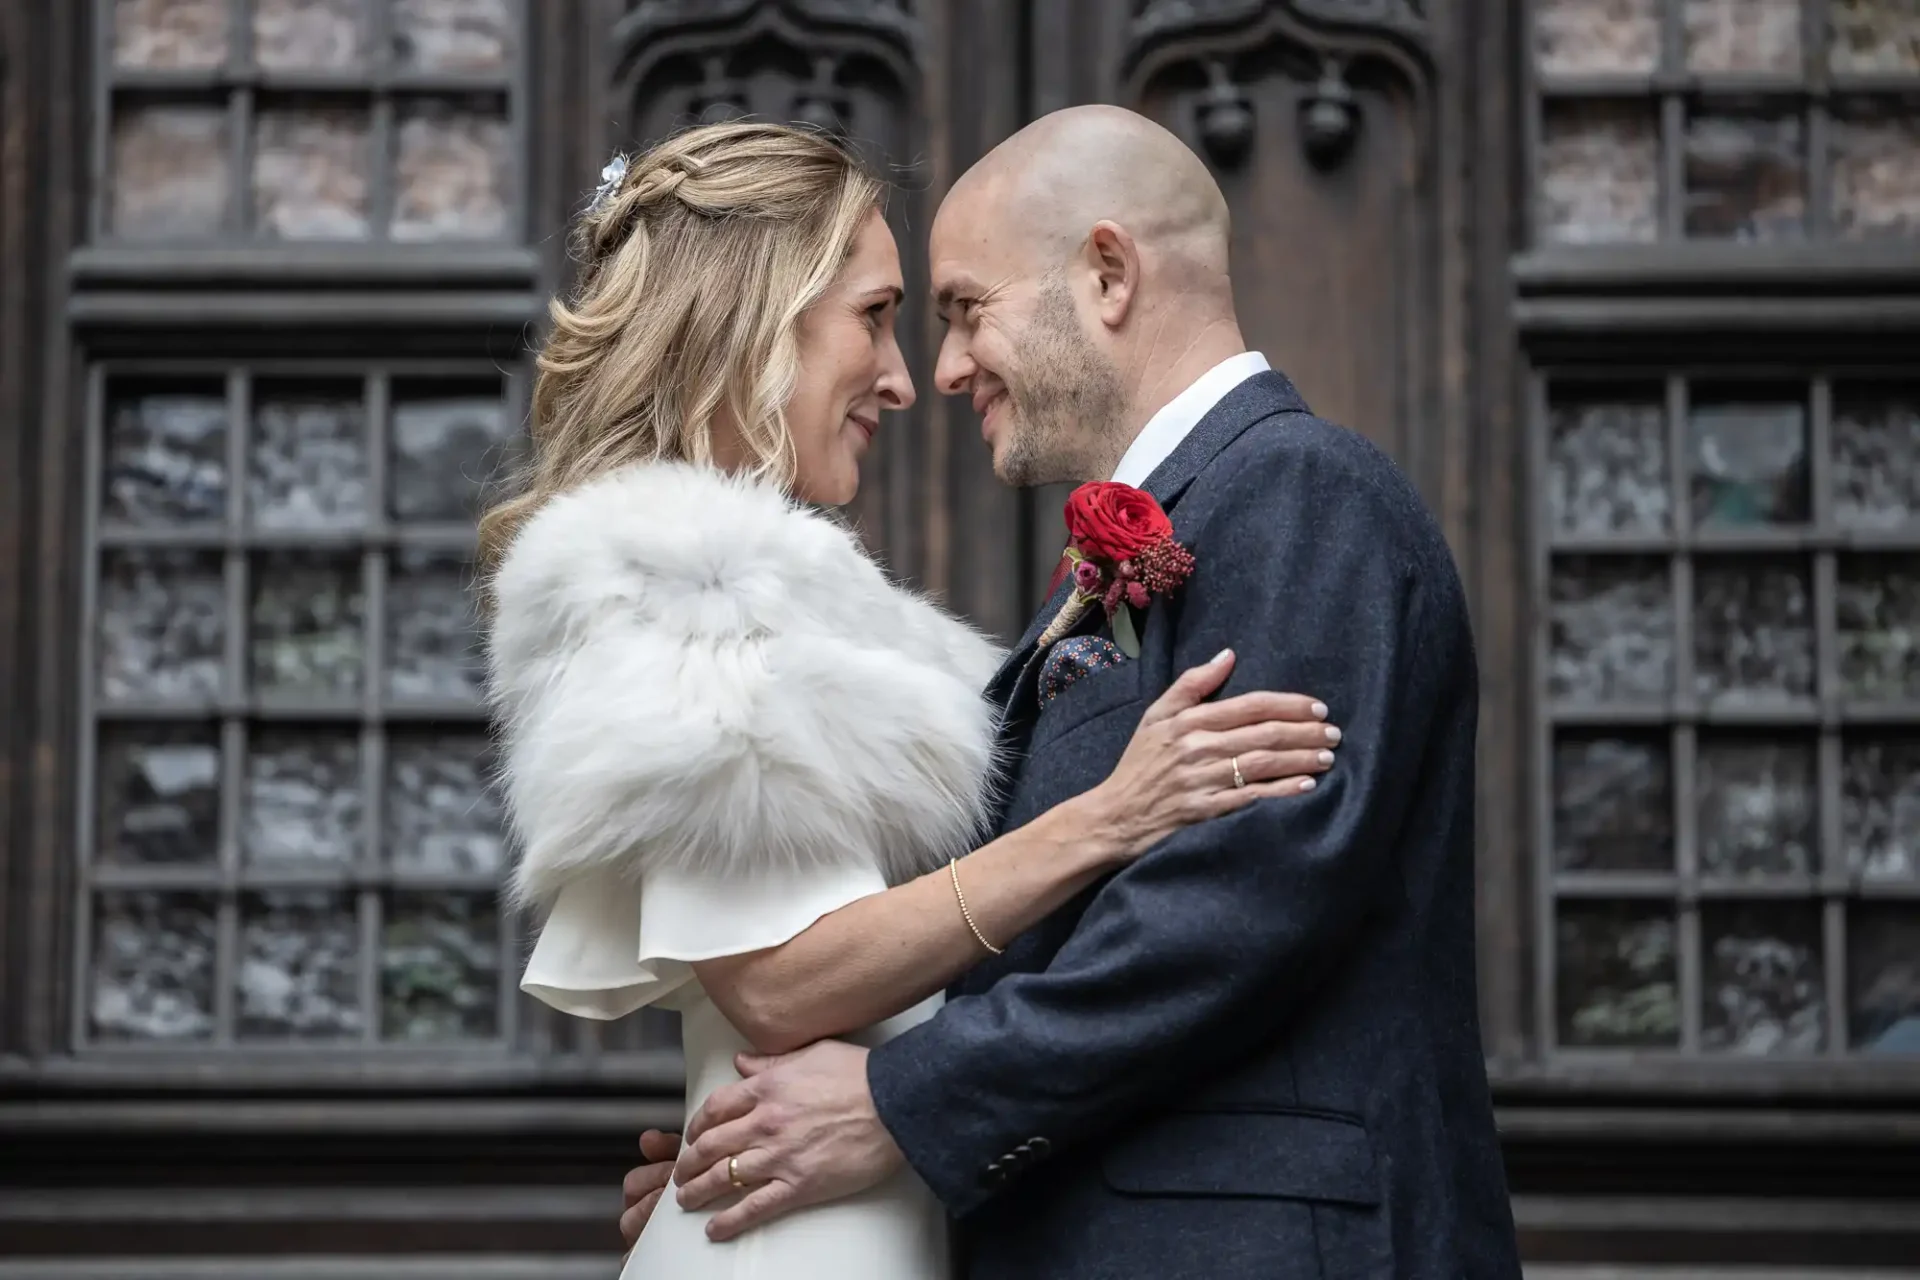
[993,275,1127,489]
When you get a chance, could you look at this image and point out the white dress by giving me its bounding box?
[490,463,1001,1280]
[522,864,951,1280]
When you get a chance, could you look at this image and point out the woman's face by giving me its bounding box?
[786,209,915,506]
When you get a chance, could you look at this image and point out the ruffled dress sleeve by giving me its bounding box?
[520,861,888,1019]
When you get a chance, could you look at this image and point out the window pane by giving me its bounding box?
[1830,100,1920,241]
[1549,556,1674,702]
[90,891,218,1042]
[381,892,500,1040]
[385,733,504,877]
[1694,557,1815,703]
[1849,906,1920,1053]
[1688,391,1810,527]
[1695,734,1817,877]
[253,104,373,240]
[112,0,229,69]
[391,98,510,241]
[1533,0,1659,76]
[392,0,514,71]
[253,0,366,70]
[1685,111,1806,241]
[1548,391,1669,535]
[237,891,363,1040]
[1539,101,1660,244]
[1553,733,1674,872]
[387,551,483,701]
[243,729,362,865]
[1556,901,1680,1047]
[103,382,228,525]
[1701,902,1826,1054]
[1685,0,1804,74]
[250,552,365,698]
[1829,0,1920,74]
[389,381,514,521]
[1843,735,1920,879]
[1834,389,1920,529]
[98,550,225,702]
[1837,554,1920,700]
[111,102,230,239]
[250,381,369,527]
[97,725,221,866]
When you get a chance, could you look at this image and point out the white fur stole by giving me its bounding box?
[486,463,1005,909]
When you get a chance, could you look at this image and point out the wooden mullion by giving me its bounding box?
[1659,0,1686,242]
[1811,372,1849,1055]
[1661,89,1686,244]
[228,0,255,240]
[358,367,389,1045]
[1807,0,1833,88]
[91,0,112,242]
[69,366,109,1051]
[1529,372,1560,1053]
[213,718,245,1046]
[213,367,252,1047]
[1667,372,1701,1055]
[370,0,397,242]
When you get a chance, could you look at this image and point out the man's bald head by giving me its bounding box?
[941,105,1232,285]
[928,106,1247,488]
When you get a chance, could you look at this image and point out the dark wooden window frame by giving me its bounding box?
[1511,0,1920,1099]
[1529,361,1920,1089]
[72,356,522,1059]
[90,0,529,249]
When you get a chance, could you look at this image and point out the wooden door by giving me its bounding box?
[1026,0,1464,523]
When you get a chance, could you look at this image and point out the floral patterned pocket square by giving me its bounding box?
[1038,635,1128,707]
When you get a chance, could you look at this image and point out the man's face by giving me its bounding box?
[929,198,1124,488]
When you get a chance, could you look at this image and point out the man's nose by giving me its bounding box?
[934,330,975,397]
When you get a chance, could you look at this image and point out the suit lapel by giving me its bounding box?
[988,369,1310,711]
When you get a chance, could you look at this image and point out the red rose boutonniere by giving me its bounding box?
[1037,481,1195,657]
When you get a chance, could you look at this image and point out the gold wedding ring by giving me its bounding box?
[728,1155,746,1188]
[1231,756,1246,789]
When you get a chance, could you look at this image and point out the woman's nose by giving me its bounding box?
[878,341,916,411]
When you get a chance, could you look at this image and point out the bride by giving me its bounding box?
[482,122,1335,1280]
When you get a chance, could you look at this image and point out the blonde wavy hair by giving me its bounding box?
[477,121,885,570]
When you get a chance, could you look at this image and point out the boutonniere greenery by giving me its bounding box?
[1036,481,1195,658]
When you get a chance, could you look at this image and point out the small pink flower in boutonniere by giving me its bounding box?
[1037,481,1195,657]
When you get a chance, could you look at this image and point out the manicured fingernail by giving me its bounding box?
[1316,749,1335,765]
[1324,725,1341,744]
[1311,701,1328,719]
[1213,648,1233,664]
[1297,777,1317,792]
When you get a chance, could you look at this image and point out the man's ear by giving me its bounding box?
[1085,221,1138,329]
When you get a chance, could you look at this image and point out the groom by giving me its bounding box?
[621,106,1521,1278]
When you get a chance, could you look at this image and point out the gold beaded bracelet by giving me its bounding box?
[949,858,1003,956]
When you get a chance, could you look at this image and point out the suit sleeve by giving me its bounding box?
[865,445,1448,1217]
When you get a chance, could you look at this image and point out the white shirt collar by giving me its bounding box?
[1109,352,1270,489]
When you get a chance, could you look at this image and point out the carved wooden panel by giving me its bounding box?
[607,1,939,592]
[1125,0,1442,500]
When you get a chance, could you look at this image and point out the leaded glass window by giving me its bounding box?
[98,0,521,243]
[76,361,528,1051]
[1531,0,1920,243]
[1536,371,1920,1061]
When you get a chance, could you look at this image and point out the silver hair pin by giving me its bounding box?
[588,154,628,214]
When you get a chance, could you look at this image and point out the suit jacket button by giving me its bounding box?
[1028,1136,1052,1157]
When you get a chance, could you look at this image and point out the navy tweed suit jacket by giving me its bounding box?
[865,370,1522,1280]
